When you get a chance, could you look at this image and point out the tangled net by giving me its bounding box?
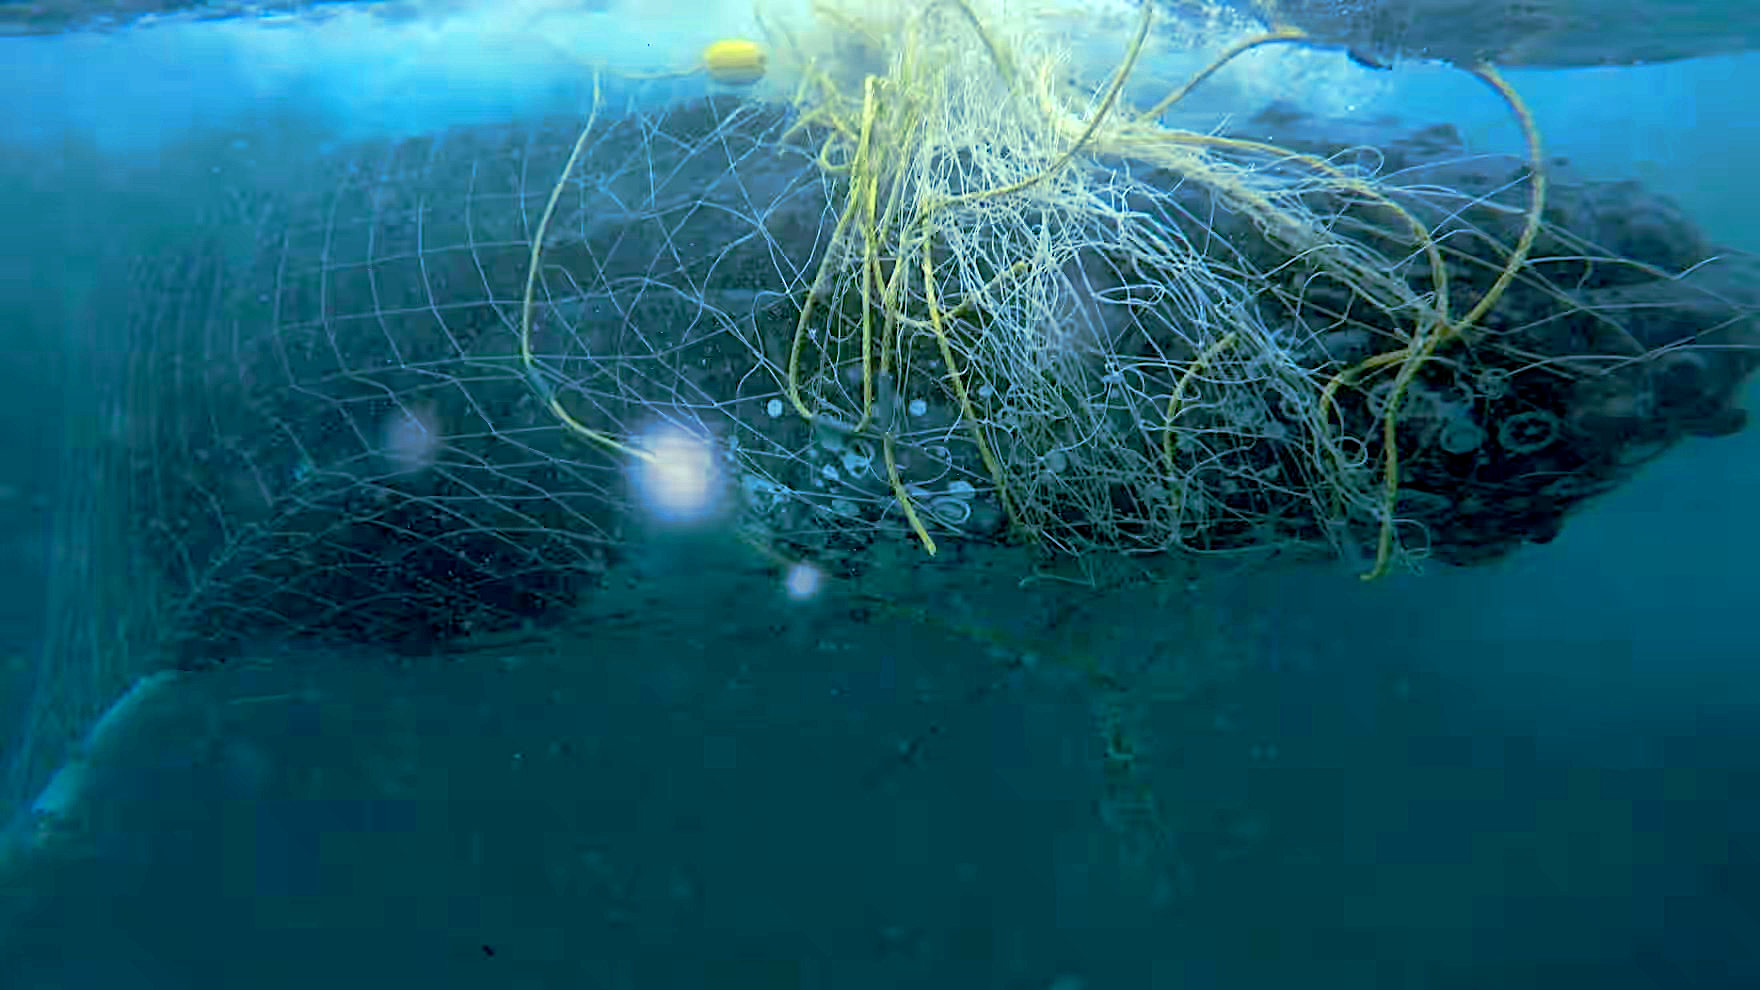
[115,0,1756,663]
[732,0,1538,575]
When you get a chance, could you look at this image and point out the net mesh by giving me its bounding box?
[103,0,1759,667]
[0,0,1752,894]
[123,111,748,657]
[6,0,1759,880]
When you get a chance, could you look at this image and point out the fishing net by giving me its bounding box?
[7,0,1759,872]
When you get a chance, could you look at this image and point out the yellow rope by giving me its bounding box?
[1356,63,1547,580]
[520,72,655,465]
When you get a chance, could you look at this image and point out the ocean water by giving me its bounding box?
[2,2,1758,987]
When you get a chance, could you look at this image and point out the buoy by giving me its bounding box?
[701,38,767,86]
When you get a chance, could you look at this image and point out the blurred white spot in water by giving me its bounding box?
[634,422,719,523]
[783,560,825,601]
[381,402,443,474]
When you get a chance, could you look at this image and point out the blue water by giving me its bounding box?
[3,3,1759,987]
